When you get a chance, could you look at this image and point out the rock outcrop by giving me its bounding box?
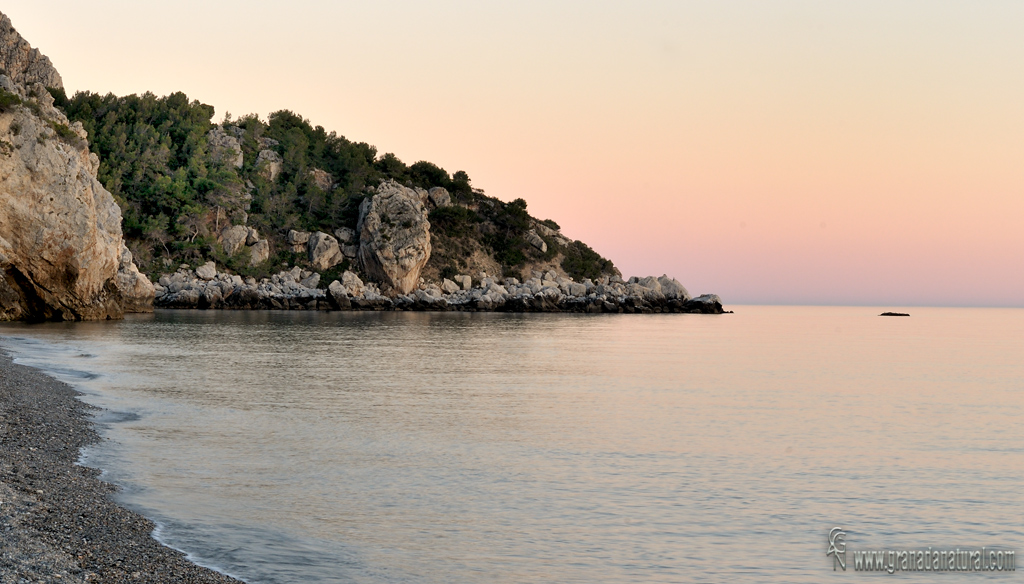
[256,149,282,181]
[309,168,332,191]
[207,126,243,168]
[152,265,725,315]
[357,180,431,295]
[114,244,155,313]
[0,75,153,320]
[0,13,152,321]
[0,12,62,90]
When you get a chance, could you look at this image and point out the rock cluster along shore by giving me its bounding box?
[0,351,240,584]
[155,262,725,314]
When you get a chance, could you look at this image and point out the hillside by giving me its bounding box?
[48,89,618,287]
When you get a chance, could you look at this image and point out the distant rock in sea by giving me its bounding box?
[879,312,910,317]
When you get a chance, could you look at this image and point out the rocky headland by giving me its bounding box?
[0,9,724,322]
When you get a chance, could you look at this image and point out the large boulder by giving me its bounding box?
[356,180,431,295]
[657,275,691,301]
[113,245,156,313]
[287,229,310,253]
[333,227,358,258]
[221,224,249,256]
[333,227,356,244]
[288,230,310,245]
[249,239,270,266]
[0,12,63,90]
[195,261,217,280]
[341,270,364,297]
[427,187,451,208]
[525,230,547,253]
[0,74,152,320]
[327,279,351,309]
[308,231,344,271]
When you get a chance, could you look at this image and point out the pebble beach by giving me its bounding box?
[0,350,240,584]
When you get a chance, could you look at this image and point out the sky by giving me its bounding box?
[6,1,1023,306]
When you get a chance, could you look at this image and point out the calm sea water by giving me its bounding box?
[2,307,1022,583]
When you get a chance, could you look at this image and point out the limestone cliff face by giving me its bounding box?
[357,180,431,295]
[0,12,62,90]
[0,16,153,321]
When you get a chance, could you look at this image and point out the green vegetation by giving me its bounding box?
[428,206,480,239]
[47,120,83,148]
[48,88,616,281]
[0,88,23,112]
[561,241,617,281]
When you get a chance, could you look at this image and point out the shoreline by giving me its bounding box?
[153,265,727,315]
[0,349,241,584]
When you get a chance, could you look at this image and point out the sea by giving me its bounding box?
[1,306,1022,583]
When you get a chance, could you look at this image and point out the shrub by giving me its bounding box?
[0,89,22,112]
[48,120,84,149]
[429,205,480,238]
[561,240,616,281]
[316,261,351,288]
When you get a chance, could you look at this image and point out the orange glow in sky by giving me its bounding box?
[8,1,1023,306]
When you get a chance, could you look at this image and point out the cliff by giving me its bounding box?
[0,12,62,90]
[0,12,153,321]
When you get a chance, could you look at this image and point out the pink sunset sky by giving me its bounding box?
[8,1,1023,306]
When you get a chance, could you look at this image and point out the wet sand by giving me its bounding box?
[0,350,242,584]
